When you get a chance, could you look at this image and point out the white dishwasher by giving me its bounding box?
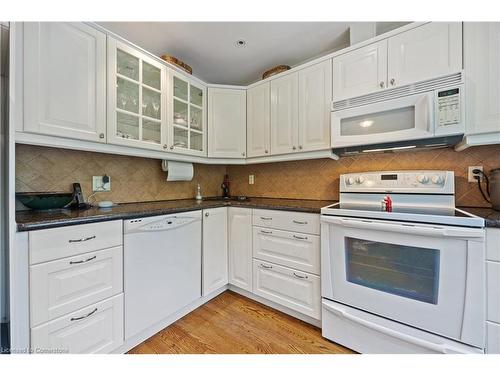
[124,211,202,340]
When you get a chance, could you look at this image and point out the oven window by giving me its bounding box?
[340,106,415,136]
[345,237,440,304]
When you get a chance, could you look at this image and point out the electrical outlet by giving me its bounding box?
[468,166,483,183]
[249,175,255,185]
[92,176,111,192]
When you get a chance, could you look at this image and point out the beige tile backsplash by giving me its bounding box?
[15,145,226,204]
[16,144,500,208]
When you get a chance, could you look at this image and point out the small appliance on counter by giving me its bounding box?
[68,182,92,210]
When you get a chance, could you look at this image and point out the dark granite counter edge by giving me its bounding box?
[457,206,500,229]
[16,199,331,232]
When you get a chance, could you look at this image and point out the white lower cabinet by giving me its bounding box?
[203,207,228,296]
[31,294,124,354]
[487,321,500,354]
[252,227,320,274]
[252,260,320,319]
[228,208,253,292]
[30,246,123,327]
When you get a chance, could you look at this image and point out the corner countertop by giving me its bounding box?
[457,206,500,229]
[16,197,336,232]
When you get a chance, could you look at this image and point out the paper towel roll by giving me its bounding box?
[161,160,194,181]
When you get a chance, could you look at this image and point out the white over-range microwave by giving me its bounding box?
[331,72,465,151]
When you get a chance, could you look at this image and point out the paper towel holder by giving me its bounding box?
[161,160,194,181]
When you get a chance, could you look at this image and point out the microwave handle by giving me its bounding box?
[322,302,469,354]
[321,216,484,239]
[415,92,433,132]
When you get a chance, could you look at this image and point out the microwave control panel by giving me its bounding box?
[437,88,461,126]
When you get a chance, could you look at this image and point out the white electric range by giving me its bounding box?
[320,171,486,354]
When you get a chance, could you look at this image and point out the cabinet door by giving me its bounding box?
[169,71,207,156]
[387,22,462,88]
[298,60,332,152]
[24,22,106,142]
[464,23,500,135]
[332,40,387,101]
[270,72,299,155]
[202,207,228,296]
[208,88,246,158]
[107,38,167,151]
[228,208,252,292]
[247,82,271,157]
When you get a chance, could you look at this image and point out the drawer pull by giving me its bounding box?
[70,308,98,321]
[69,255,97,265]
[68,235,96,243]
[293,235,308,240]
[260,263,273,269]
[292,220,308,225]
[260,230,273,234]
[260,217,273,221]
[293,272,308,280]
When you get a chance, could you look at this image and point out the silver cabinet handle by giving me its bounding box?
[292,235,308,240]
[298,145,303,150]
[242,152,246,156]
[205,212,209,217]
[292,146,297,151]
[260,230,273,234]
[292,220,308,225]
[390,78,395,86]
[260,263,272,269]
[293,272,308,280]
[68,235,96,243]
[379,81,385,88]
[69,255,97,265]
[170,145,174,150]
[70,308,98,321]
[163,144,168,149]
[260,217,272,221]
[264,150,269,154]
[99,133,105,139]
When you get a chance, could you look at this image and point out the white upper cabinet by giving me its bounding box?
[464,22,500,135]
[107,38,167,151]
[298,60,332,152]
[333,40,387,101]
[168,70,207,156]
[247,82,271,158]
[228,208,253,292]
[387,22,462,88]
[23,22,106,142]
[208,88,246,158]
[202,207,228,296]
[270,72,299,155]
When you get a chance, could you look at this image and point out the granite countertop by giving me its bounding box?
[16,197,336,232]
[457,206,500,228]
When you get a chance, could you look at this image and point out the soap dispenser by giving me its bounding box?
[195,184,203,201]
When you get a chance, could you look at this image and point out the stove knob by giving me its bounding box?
[346,177,355,185]
[356,176,365,184]
[431,175,444,184]
[417,174,429,184]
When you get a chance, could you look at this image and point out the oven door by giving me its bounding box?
[331,92,434,148]
[321,215,485,347]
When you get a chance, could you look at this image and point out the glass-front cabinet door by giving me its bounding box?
[107,38,167,151]
[168,70,206,156]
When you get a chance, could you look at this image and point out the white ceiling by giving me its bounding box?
[98,22,407,85]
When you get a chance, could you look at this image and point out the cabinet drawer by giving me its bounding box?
[488,261,500,323]
[252,259,320,319]
[487,321,500,354]
[31,293,124,354]
[253,227,320,274]
[29,220,123,265]
[30,246,123,327]
[487,228,500,262]
[252,209,320,235]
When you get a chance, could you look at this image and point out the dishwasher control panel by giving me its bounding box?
[124,212,202,233]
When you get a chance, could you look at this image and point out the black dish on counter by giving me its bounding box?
[16,191,74,210]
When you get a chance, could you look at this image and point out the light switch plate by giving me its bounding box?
[249,175,255,185]
[92,176,111,192]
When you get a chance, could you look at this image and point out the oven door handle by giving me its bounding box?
[321,216,484,239]
[323,303,469,354]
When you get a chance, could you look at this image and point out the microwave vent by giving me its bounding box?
[332,71,463,111]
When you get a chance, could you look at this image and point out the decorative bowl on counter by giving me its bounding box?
[16,192,74,210]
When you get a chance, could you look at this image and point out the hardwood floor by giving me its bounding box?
[128,290,354,354]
